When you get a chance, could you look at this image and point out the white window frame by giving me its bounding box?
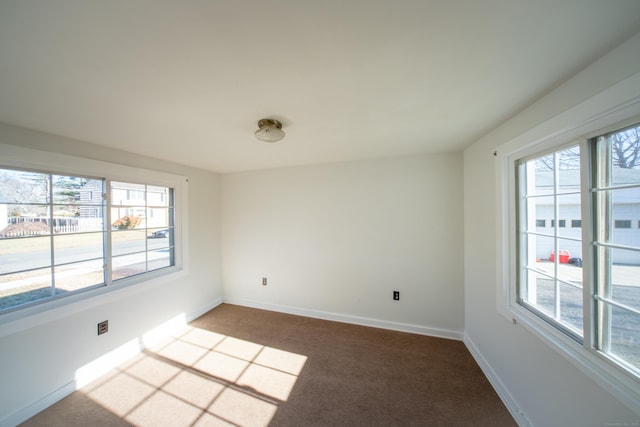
[496,80,640,415]
[515,141,587,342]
[0,143,189,336]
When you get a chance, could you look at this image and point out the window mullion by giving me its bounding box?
[553,152,561,320]
[592,134,617,355]
[600,136,613,354]
[581,139,595,350]
[169,188,175,267]
[144,184,149,272]
[47,174,56,296]
[104,180,112,285]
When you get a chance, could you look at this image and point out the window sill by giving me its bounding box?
[504,301,640,416]
[0,267,186,339]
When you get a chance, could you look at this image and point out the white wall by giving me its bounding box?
[221,154,464,337]
[464,32,640,426]
[0,123,222,426]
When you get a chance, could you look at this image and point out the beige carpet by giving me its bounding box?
[21,304,516,426]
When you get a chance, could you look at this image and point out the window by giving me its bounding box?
[536,219,546,227]
[614,220,632,229]
[126,189,145,201]
[110,181,175,282]
[592,125,640,375]
[516,123,640,379]
[0,168,176,314]
[518,145,584,338]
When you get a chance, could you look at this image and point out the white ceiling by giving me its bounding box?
[0,1,639,173]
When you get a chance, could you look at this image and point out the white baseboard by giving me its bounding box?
[0,297,223,427]
[463,333,533,427]
[222,297,463,341]
[187,297,223,323]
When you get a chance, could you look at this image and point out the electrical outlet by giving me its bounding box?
[97,320,108,335]
[262,277,267,286]
[393,291,400,301]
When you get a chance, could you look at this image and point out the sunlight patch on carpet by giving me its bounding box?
[78,324,307,427]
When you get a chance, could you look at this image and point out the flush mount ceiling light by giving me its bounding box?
[255,119,285,143]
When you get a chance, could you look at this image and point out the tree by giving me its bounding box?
[0,170,89,218]
[0,169,49,217]
[52,175,88,216]
[535,146,580,171]
[610,126,640,169]
[535,124,640,171]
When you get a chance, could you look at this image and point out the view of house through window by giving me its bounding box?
[0,168,175,313]
[517,123,640,377]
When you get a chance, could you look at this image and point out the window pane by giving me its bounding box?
[2,204,50,230]
[529,195,554,233]
[557,195,580,239]
[53,233,104,265]
[611,192,639,244]
[0,169,49,204]
[148,249,172,272]
[559,281,583,334]
[52,175,103,206]
[524,270,556,318]
[609,125,640,186]
[147,227,171,240]
[557,253,583,281]
[76,214,104,233]
[112,181,146,207]
[147,185,169,207]
[111,208,145,229]
[78,180,105,205]
[49,214,98,233]
[609,250,640,312]
[112,253,147,281]
[0,268,53,311]
[556,237,582,265]
[534,154,554,179]
[609,244,640,268]
[0,235,51,274]
[533,234,555,263]
[557,146,581,191]
[147,207,172,228]
[112,229,147,256]
[147,231,172,251]
[609,306,640,373]
[54,260,104,292]
[528,174,550,198]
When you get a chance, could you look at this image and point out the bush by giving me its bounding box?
[0,221,50,238]
[112,215,142,230]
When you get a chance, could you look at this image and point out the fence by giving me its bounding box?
[1,217,103,238]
